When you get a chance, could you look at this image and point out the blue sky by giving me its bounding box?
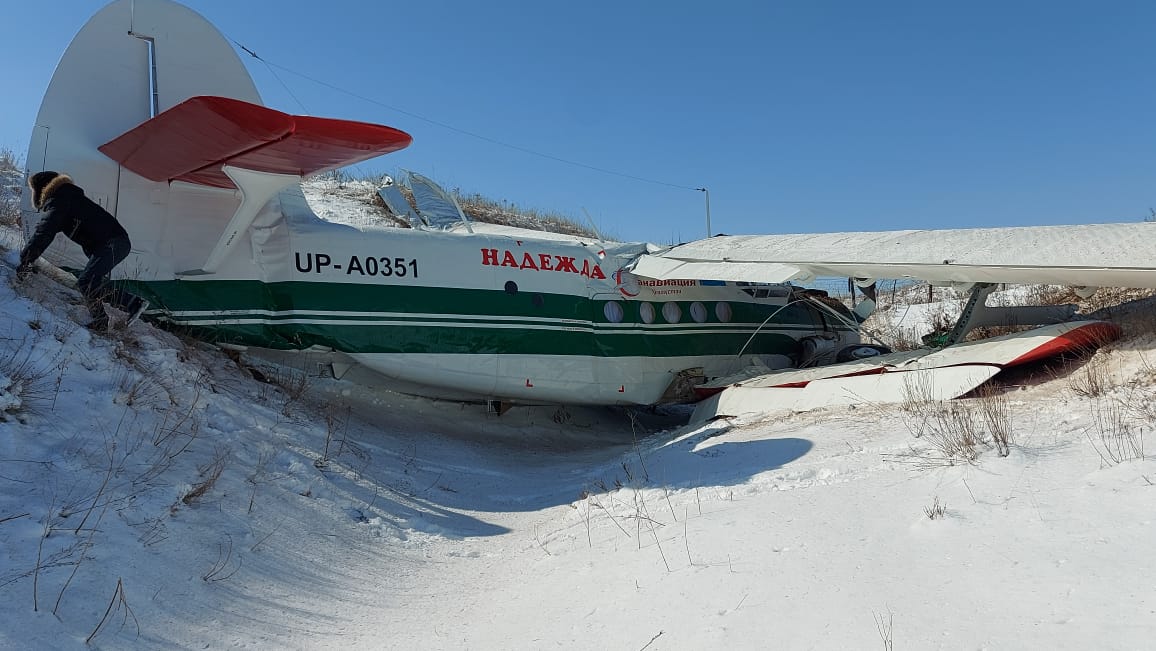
[3,0,1155,243]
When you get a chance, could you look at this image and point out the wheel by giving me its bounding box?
[835,344,891,363]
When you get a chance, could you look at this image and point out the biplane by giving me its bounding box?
[20,0,1156,414]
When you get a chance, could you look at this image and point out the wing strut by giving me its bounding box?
[178,165,299,276]
[936,283,1077,346]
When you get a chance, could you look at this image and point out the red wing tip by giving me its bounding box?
[1005,321,1122,368]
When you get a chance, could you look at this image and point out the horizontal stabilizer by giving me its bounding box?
[99,96,412,189]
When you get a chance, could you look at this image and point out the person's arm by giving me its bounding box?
[19,208,67,268]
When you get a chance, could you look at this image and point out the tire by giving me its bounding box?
[835,344,891,363]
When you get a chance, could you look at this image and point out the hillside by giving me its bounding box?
[1,174,1154,648]
[304,174,600,237]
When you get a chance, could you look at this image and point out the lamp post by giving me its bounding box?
[695,187,712,237]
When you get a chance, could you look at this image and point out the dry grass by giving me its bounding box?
[1119,357,1156,423]
[316,406,355,469]
[85,578,139,644]
[1068,354,1112,397]
[324,168,600,237]
[976,385,1013,457]
[456,192,597,237]
[177,447,229,507]
[1069,346,1152,467]
[1082,288,1156,340]
[923,496,947,520]
[0,334,65,421]
[1017,284,1076,307]
[112,362,167,409]
[894,375,1013,465]
[1078,286,1156,316]
[918,402,984,463]
[1086,397,1146,467]
[0,148,21,227]
[201,534,241,582]
[873,608,894,651]
[268,364,312,416]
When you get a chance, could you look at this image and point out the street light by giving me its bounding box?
[695,187,712,237]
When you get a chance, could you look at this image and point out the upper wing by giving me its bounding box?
[630,223,1156,288]
[98,95,412,189]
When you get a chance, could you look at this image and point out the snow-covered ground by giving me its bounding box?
[3,205,1156,649]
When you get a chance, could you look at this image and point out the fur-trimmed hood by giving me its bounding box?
[34,173,74,211]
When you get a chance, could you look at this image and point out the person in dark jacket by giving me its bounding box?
[17,171,148,330]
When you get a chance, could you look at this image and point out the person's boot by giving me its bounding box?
[124,296,150,326]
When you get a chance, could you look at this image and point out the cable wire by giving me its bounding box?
[227,38,700,191]
[236,43,309,115]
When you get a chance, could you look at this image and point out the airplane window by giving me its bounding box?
[504,281,518,295]
[690,302,708,323]
[532,293,544,308]
[662,302,682,323]
[604,301,624,323]
[715,302,732,322]
[639,302,656,324]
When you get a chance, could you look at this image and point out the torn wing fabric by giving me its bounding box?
[633,223,1156,289]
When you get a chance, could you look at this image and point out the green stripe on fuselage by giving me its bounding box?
[118,279,851,357]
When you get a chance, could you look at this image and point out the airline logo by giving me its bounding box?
[615,270,640,297]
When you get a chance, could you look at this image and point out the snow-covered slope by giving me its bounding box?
[300,177,407,231]
[2,222,1155,649]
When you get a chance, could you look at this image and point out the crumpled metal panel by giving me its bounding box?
[691,365,1000,423]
